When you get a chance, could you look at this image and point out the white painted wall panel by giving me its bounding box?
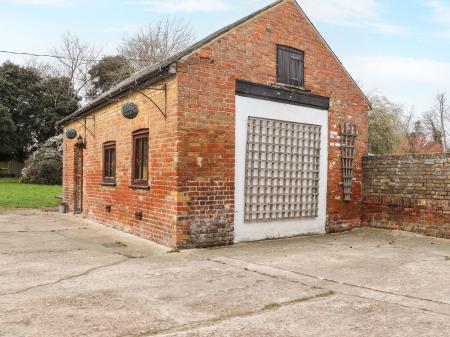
[235,95,328,242]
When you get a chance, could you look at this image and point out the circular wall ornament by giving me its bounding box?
[66,128,77,139]
[122,102,139,119]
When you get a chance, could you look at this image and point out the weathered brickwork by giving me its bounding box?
[62,0,369,248]
[175,0,368,246]
[63,78,179,247]
[362,153,450,238]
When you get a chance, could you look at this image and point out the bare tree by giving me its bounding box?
[422,110,443,144]
[436,93,449,151]
[52,31,102,99]
[25,58,58,78]
[118,18,195,72]
[423,93,449,151]
[367,95,405,154]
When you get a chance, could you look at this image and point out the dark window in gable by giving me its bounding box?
[132,129,149,186]
[277,45,304,87]
[103,141,116,184]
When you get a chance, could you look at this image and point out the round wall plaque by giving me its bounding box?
[66,128,77,139]
[122,102,139,119]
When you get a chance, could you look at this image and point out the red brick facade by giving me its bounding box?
[62,0,369,248]
[63,78,179,247]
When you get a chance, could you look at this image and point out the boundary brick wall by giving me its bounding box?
[362,153,450,238]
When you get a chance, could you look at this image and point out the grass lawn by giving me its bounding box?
[0,178,62,208]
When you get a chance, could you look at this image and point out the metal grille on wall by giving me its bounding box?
[245,117,321,222]
[340,123,357,202]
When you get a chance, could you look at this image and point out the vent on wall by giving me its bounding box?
[340,123,357,202]
[135,211,143,221]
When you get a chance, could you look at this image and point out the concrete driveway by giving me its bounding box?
[1,211,450,337]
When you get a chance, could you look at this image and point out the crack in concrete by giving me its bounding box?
[113,252,146,259]
[0,248,86,255]
[0,258,128,297]
[212,256,450,316]
[118,291,335,337]
[0,227,88,233]
[211,257,313,287]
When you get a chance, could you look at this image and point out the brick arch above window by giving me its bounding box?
[132,128,150,136]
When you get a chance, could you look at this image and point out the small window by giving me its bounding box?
[277,45,304,87]
[103,141,116,184]
[132,129,149,186]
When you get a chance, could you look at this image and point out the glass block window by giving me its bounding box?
[245,117,321,222]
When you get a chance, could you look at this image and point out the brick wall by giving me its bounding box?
[62,0,369,248]
[175,0,369,247]
[63,77,180,247]
[362,153,450,238]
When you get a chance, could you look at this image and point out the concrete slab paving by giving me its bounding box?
[0,211,449,337]
[160,294,450,337]
[212,229,450,305]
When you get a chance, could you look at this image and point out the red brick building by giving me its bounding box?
[59,0,369,248]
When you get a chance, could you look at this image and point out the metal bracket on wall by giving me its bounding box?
[76,116,96,139]
[340,123,357,202]
[131,82,167,119]
[75,135,86,149]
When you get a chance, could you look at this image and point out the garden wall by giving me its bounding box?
[362,153,450,238]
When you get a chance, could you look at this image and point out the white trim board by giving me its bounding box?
[234,95,328,243]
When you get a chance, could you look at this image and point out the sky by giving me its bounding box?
[0,0,449,114]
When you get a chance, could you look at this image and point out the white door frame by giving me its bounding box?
[234,95,328,243]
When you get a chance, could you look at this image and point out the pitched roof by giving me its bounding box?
[58,0,285,126]
[58,0,368,126]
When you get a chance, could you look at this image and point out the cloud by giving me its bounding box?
[0,0,70,5]
[422,0,450,39]
[430,30,450,39]
[423,0,450,24]
[129,0,407,34]
[127,0,232,13]
[342,55,450,112]
[298,0,408,35]
[345,55,450,84]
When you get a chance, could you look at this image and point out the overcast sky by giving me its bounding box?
[0,0,449,114]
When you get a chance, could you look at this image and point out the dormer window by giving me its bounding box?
[277,45,304,87]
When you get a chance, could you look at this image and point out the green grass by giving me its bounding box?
[0,178,62,209]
